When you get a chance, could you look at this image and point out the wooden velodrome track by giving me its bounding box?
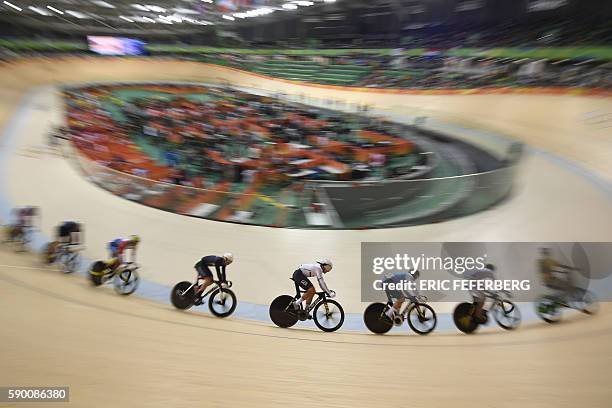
[0,58,611,407]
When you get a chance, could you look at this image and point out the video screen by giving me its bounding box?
[87,36,146,55]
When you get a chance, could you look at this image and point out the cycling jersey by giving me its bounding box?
[58,221,81,244]
[108,238,136,264]
[14,207,36,228]
[539,257,572,292]
[297,263,331,295]
[383,271,418,301]
[195,255,227,282]
[462,267,496,301]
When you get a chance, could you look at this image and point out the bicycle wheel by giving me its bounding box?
[493,299,521,330]
[535,295,562,324]
[406,303,437,335]
[573,290,599,316]
[313,299,344,332]
[171,281,196,310]
[269,295,299,328]
[89,261,106,286]
[208,288,237,318]
[453,302,479,334]
[63,253,81,274]
[113,269,139,295]
[363,303,393,334]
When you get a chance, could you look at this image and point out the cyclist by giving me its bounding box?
[292,259,335,313]
[56,221,83,246]
[538,247,575,301]
[194,253,234,300]
[9,206,38,241]
[383,270,420,322]
[462,263,496,322]
[107,235,140,270]
[44,221,83,264]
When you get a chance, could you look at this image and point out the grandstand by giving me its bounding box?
[1,1,611,408]
[65,83,518,228]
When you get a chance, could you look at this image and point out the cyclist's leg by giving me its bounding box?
[470,290,486,320]
[292,269,314,309]
[385,291,404,318]
[195,262,213,295]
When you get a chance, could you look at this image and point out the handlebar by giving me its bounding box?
[484,289,512,300]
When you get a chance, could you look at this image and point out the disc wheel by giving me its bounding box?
[453,302,479,334]
[406,303,437,335]
[493,299,521,330]
[171,281,196,310]
[208,288,237,318]
[535,295,562,324]
[363,303,393,334]
[313,299,344,332]
[269,295,299,328]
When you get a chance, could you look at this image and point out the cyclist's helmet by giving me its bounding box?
[223,253,234,265]
[410,269,420,280]
[129,235,140,244]
[485,263,496,271]
[317,258,333,272]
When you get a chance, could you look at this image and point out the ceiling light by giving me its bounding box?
[282,3,298,10]
[131,4,149,12]
[3,1,22,11]
[47,5,64,14]
[91,1,115,8]
[66,10,88,19]
[222,15,235,21]
[146,5,165,13]
[28,6,51,15]
[173,7,198,15]
[119,15,134,22]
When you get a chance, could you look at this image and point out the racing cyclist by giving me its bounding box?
[462,263,497,322]
[292,259,335,314]
[383,270,420,323]
[538,247,576,302]
[194,253,234,301]
[107,235,140,271]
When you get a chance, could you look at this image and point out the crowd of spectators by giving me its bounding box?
[66,85,422,192]
[355,57,612,89]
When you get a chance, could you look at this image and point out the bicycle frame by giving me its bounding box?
[57,246,79,264]
[291,279,327,313]
[384,292,429,319]
[480,290,514,316]
[100,262,136,283]
[184,275,233,300]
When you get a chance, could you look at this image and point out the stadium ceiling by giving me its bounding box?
[0,0,381,35]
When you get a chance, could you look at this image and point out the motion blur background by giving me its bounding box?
[0,1,611,407]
